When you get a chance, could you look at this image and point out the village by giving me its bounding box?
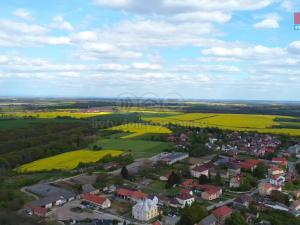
[19,127,300,225]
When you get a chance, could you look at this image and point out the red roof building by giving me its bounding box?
[272,157,288,167]
[83,193,111,209]
[33,207,48,217]
[181,179,194,187]
[239,159,261,171]
[152,221,162,225]
[212,206,232,224]
[116,188,147,202]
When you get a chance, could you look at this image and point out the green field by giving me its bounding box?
[109,123,172,138]
[0,118,86,130]
[143,113,300,136]
[17,149,123,172]
[95,138,173,158]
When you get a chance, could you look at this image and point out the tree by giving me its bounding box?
[214,172,222,185]
[270,190,289,206]
[199,175,208,184]
[177,202,208,225]
[253,162,268,178]
[225,212,247,225]
[121,166,129,179]
[166,171,181,189]
[238,177,252,191]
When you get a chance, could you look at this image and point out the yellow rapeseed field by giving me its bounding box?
[3,111,111,119]
[17,149,123,172]
[109,123,172,138]
[143,113,300,136]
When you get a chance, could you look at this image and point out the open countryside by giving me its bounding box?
[1,111,111,119]
[143,113,300,136]
[17,149,123,172]
[109,123,172,138]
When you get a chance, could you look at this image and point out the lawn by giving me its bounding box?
[143,113,300,136]
[94,138,173,158]
[108,123,172,138]
[17,149,123,172]
[2,111,111,119]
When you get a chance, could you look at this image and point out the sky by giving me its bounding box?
[1,0,300,101]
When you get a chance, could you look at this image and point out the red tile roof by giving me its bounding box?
[181,179,194,187]
[177,192,194,200]
[116,188,133,197]
[33,206,47,215]
[131,191,147,200]
[83,193,107,205]
[212,206,232,218]
[152,221,162,225]
[192,164,209,173]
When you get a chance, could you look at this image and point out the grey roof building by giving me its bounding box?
[198,214,217,225]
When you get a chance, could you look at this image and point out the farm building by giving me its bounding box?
[83,193,111,209]
[158,152,189,165]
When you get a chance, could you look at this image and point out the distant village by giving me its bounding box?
[21,128,300,225]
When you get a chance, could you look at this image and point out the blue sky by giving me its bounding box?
[1,0,300,100]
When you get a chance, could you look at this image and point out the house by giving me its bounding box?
[229,174,243,188]
[199,185,222,201]
[269,166,284,176]
[33,206,48,217]
[292,200,300,211]
[176,192,195,208]
[191,164,210,178]
[181,179,194,188]
[198,214,217,225]
[116,188,147,202]
[239,159,260,172]
[82,184,99,195]
[272,157,288,167]
[132,197,160,221]
[210,169,229,180]
[212,206,232,225]
[160,172,171,181]
[234,194,252,208]
[152,221,162,225]
[83,193,111,209]
[258,183,282,196]
[25,194,70,216]
[228,163,241,176]
[269,175,285,186]
[159,152,189,165]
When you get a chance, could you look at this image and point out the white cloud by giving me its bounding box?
[12,9,32,20]
[94,0,277,14]
[132,62,162,70]
[79,42,142,60]
[0,19,71,47]
[51,16,74,31]
[202,45,285,59]
[254,18,279,29]
[253,14,280,29]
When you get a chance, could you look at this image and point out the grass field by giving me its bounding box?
[0,118,86,130]
[17,149,123,172]
[109,123,172,138]
[143,113,300,136]
[2,111,111,119]
[94,138,173,158]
